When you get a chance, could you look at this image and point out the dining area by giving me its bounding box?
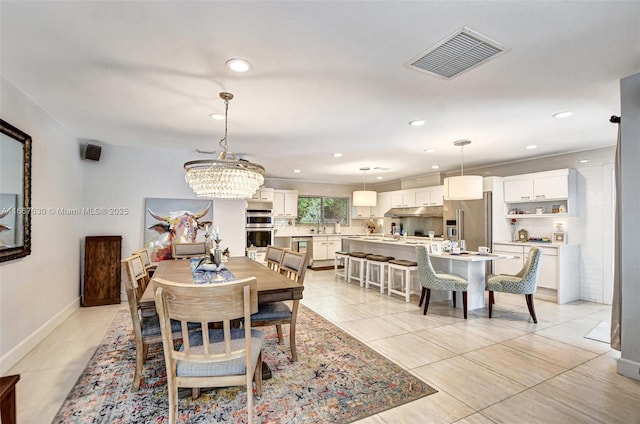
[122,245,307,424]
[11,244,632,424]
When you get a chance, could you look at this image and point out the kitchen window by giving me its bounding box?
[297,196,349,225]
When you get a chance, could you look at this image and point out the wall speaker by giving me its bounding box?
[83,143,102,161]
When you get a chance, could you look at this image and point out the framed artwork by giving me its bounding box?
[144,198,214,261]
[552,232,566,244]
[0,194,18,247]
[0,119,32,262]
[429,242,441,254]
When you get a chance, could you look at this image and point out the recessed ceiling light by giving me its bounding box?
[376,176,383,180]
[226,58,252,72]
[552,111,573,119]
[409,120,425,127]
[293,169,301,173]
[424,148,436,153]
[332,152,343,158]
[525,145,537,150]
[209,113,224,120]
[578,159,590,164]
[431,165,440,169]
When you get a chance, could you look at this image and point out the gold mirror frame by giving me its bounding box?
[0,119,32,262]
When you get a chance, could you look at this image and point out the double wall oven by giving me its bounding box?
[245,209,274,251]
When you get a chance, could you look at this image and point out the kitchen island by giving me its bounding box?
[343,236,509,310]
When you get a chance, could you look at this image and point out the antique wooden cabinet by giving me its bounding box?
[82,235,122,306]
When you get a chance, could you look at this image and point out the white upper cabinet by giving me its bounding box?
[503,169,577,217]
[390,190,415,208]
[352,206,374,219]
[533,174,569,200]
[273,189,298,217]
[374,192,393,217]
[414,185,444,206]
[504,178,534,202]
[250,187,275,202]
[504,169,574,203]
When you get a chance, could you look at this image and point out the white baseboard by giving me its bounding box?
[617,357,640,382]
[0,297,80,374]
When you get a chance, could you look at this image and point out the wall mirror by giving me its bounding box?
[0,119,32,262]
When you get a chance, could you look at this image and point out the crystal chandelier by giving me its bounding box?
[184,92,265,199]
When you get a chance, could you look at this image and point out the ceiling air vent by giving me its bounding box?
[405,27,509,80]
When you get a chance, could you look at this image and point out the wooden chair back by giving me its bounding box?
[154,277,261,424]
[279,250,309,284]
[171,242,207,259]
[122,254,148,301]
[121,255,162,391]
[133,248,156,275]
[265,246,285,271]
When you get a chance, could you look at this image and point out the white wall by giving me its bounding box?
[618,72,640,381]
[81,143,247,268]
[0,78,84,373]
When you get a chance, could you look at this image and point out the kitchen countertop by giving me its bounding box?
[346,237,500,262]
[494,240,564,247]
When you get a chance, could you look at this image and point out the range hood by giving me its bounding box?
[384,206,443,218]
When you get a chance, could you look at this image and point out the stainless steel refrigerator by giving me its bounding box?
[443,191,493,252]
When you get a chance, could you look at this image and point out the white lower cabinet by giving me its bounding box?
[312,236,342,261]
[492,242,579,304]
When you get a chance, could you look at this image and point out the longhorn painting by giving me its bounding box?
[144,198,213,261]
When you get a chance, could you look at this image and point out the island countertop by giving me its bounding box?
[344,237,512,310]
[342,236,499,262]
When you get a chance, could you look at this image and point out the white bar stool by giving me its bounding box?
[347,252,368,286]
[388,259,419,302]
[365,254,395,294]
[334,250,350,281]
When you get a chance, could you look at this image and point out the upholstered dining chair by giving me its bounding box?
[265,245,285,272]
[486,246,542,323]
[415,245,469,319]
[251,250,308,362]
[121,256,197,392]
[154,277,264,424]
[171,241,207,259]
[133,248,157,276]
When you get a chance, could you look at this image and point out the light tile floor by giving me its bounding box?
[8,269,640,423]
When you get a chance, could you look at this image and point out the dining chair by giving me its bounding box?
[486,246,542,323]
[415,245,469,319]
[265,245,285,272]
[133,248,157,276]
[154,277,264,424]
[171,241,207,259]
[251,250,308,362]
[121,256,196,392]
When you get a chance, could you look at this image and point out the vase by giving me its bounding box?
[511,226,517,241]
[212,248,222,267]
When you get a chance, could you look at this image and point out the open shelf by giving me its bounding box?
[506,213,571,219]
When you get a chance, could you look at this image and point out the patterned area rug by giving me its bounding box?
[54,306,436,423]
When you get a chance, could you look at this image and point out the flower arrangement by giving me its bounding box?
[366,219,376,234]
[510,218,518,241]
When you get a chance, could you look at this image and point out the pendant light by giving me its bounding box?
[353,167,377,207]
[444,139,483,200]
[184,92,265,199]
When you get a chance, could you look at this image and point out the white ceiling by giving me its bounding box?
[1,1,639,184]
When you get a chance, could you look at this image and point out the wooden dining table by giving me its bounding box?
[140,256,304,313]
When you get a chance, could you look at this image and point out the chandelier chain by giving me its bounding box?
[219,97,230,152]
[460,143,464,176]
